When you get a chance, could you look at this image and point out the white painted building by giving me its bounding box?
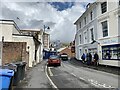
[0,20,44,67]
[74,2,98,61]
[0,20,20,41]
[74,0,120,67]
[96,0,120,67]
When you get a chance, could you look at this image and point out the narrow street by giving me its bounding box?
[1,1,120,90]
[17,59,119,89]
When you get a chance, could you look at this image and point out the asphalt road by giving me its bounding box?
[47,60,119,89]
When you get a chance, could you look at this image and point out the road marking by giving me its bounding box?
[61,62,63,67]
[49,67,54,69]
[45,65,58,90]
[79,77,85,81]
[88,79,115,88]
[71,73,76,77]
[48,67,53,76]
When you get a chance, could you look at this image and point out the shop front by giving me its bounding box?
[99,36,120,67]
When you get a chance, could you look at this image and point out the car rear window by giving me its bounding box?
[50,56,59,59]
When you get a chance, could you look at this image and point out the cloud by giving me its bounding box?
[0,1,94,43]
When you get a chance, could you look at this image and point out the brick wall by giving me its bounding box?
[1,42,29,66]
[60,47,71,58]
[59,47,75,58]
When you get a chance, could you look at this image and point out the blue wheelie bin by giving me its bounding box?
[0,69,14,90]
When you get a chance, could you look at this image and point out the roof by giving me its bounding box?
[57,47,67,52]
[0,19,20,32]
[74,2,97,25]
[21,29,42,32]
[43,32,50,35]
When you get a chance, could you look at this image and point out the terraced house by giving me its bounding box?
[74,0,120,67]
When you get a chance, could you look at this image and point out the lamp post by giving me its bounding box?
[43,25,50,33]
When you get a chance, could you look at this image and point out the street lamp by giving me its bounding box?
[43,25,50,33]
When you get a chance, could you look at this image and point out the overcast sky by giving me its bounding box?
[0,0,95,43]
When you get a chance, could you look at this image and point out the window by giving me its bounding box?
[79,22,81,28]
[101,21,108,37]
[84,17,86,25]
[84,31,87,44]
[90,28,94,41]
[79,35,82,44]
[102,44,120,60]
[101,2,107,14]
[79,49,82,58]
[90,11,93,20]
[76,24,79,30]
[119,0,120,5]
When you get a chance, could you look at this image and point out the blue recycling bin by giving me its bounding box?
[0,69,14,90]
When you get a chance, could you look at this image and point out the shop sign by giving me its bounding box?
[101,37,118,45]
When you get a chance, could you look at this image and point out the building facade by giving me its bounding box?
[74,3,98,60]
[13,29,43,67]
[74,0,120,67]
[0,20,44,67]
[43,32,50,50]
[96,0,120,67]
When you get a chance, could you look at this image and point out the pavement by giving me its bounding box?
[14,60,52,89]
[69,57,120,76]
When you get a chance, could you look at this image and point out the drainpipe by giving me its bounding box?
[0,36,4,66]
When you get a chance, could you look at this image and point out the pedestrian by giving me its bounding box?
[89,53,92,65]
[81,53,85,63]
[93,52,99,66]
[86,53,92,65]
[86,53,89,65]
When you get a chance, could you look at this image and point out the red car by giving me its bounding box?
[47,55,61,66]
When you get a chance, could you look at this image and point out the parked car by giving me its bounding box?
[47,55,61,66]
[60,53,68,61]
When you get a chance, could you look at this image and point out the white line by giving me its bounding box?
[71,73,76,77]
[48,67,54,76]
[79,77,86,81]
[45,65,58,90]
[88,79,115,88]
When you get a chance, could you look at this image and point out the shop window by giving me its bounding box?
[101,2,107,14]
[102,44,120,60]
[102,21,108,37]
